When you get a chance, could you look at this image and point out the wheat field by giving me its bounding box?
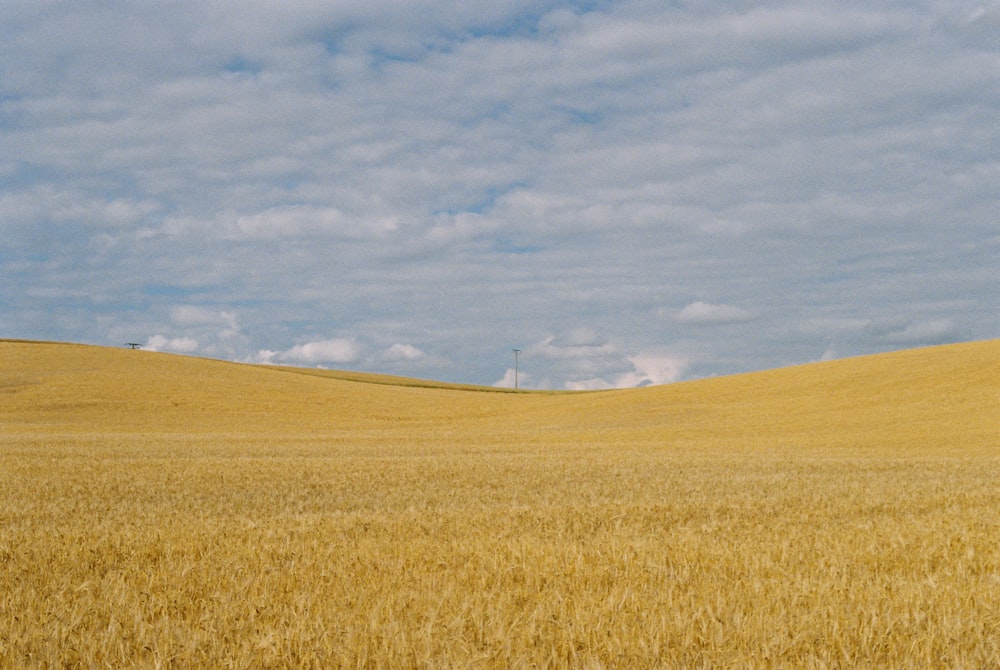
[1,338,998,668]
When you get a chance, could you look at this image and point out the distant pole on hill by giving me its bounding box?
[126,343,141,349]
[512,348,521,390]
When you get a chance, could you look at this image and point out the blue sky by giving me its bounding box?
[2,1,997,388]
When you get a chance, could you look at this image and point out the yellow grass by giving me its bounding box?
[1,338,998,668]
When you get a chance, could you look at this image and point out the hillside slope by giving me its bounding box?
[553,338,1000,453]
[1,338,997,452]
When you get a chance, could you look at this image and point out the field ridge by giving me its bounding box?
[1,338,996,445]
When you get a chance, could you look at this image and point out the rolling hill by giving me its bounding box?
[2,337,997,453]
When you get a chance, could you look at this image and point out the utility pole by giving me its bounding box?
[512,348,521,390]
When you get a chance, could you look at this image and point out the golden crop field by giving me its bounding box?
[2,338,998,668]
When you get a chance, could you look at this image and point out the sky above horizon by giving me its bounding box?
[2,1,997,388]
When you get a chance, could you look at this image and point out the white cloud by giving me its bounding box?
[493,367,530,390]
[253,339,425,370]
[509,331,688,389]
[673,302,754,325]
[252,349,279,365]
[620,354,688,387]
[145,334,199,353]
[527,330,616,360]
[564,354,688,390]
[382,343,425,362]
[874,319,959,345]
[278,338,361,365]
